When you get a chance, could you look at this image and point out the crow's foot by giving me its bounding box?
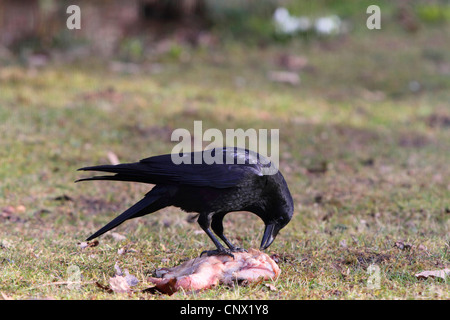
[200,248,235,258]
[229,247,247,253]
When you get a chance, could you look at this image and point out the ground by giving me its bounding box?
[0,16,449,299]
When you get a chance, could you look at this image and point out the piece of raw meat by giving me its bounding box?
[148,249,280,294]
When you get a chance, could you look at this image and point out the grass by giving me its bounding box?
[0,17,449,300]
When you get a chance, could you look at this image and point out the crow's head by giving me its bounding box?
[260,197,293,250]
[259,168,294,250]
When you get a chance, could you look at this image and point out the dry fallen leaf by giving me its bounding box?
[95,281,113,293]
[78,239,99,249]
[114,262,139,287]
[88,240,99,247]
[110,232,126,241]
[268,71,300,85]
[264,283,277,291]
[124,271,139,287]
[117,243,137,255]
[415,269,450,281]
[109,275,132,293]
[78,242,88,249]
[394,240,412,251]
[145,278,178,296]
[117,247,138,255]
[97,263,139,294]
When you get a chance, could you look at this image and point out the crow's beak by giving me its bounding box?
[260,223,277,250]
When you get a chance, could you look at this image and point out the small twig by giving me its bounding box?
[40,280,96,286]
[26,280,96,290]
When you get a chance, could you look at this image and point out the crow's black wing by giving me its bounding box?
[77,148,269,188]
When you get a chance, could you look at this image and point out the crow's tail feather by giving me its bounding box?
[75,174,150,184]
[76,163,172,185]
[86,187,168,241]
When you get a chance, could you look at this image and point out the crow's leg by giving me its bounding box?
[211,212,247,253]
[197,213,234,258]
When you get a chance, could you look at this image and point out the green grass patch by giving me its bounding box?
[1,19,449,299]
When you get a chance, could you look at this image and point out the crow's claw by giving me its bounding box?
[230,247,247,253]
[200,249,235,259]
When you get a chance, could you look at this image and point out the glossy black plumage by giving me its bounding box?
[77,148,294,255]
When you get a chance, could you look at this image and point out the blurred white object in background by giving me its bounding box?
[273,7,311,34]
[314,15,342,35]
[273,8,344,36]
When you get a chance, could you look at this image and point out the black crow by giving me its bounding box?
[76,147,294,256]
